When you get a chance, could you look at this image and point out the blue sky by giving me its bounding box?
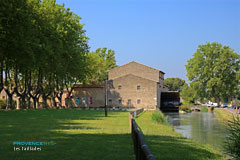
[57,0,240,81]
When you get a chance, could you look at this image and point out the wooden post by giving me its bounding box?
[129,113,133,132]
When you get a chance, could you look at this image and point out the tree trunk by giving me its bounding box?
[26,96,30,109]
[43,96,48,108]
[0,61,3,93]
[6,94,13,109]
[21,95,26,109]
[33,98,37,109]
[57,95,62,108]
[52,97,56,108]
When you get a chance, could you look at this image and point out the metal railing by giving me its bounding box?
[129,109,155,160]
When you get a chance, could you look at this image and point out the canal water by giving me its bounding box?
[165,112,229,150]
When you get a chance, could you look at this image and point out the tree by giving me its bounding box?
[186,42,240,104]
[0,0,89,109]
[84,48,117,84]
[180,84,196,104]
[164,78,185,91]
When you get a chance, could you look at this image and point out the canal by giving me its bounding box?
[165,112,228,150]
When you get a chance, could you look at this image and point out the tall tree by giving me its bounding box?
[84,48,117,84]
[180,84,197,104]
[186,42,240,104]
[164,78,185,91]
[0,0,89,109]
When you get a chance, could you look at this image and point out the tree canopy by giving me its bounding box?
[84,48,117,84]
[0,0,116,109]
[164,78,185,91]
[185,42,240,103]
[180,83,197,104]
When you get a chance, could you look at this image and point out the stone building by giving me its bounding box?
[107,61,165,109]
[71,61,166,109]
[71,84,105,108]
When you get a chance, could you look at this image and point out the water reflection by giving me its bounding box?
[165,112,228,150]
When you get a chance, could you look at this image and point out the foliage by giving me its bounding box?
[84,48,117,84]
[152,110,168,124]
[201,106,208,112]
[224,115,240,159]
[0,0,119,109]
[185,42,240,103]
[0,99,6,109]
[179,104,192,113]
[180,83,197,103]
[164,77,185,91]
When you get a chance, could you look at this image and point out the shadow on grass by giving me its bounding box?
[144,135,224,160]
[0,109,135,160]
[2,133,134,160]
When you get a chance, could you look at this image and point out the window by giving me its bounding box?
[82,97,86,104]
[137,99,141,104]
[118,85,122,90]
[137,85,141,91]
[88,97,93,104]
[127,99,131,105]
[76,97,80,105]
[119,99,122,104]
[108,99,112,105]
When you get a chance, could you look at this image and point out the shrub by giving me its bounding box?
[0,99,17,109]
[224,115,240,159]
[179,104,191,113]
[0,99,7,109]
[152,110,168,124]
[201,106,208,112]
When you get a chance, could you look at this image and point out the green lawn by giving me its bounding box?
[0,109,134,160]
[135,111,226,160]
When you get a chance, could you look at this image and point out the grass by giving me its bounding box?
[135,111,226,160]
[152,110,168,124]
[215,108,234,124]
[0,109,134,160]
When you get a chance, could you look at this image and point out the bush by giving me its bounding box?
[224,116,240,159]
[201,106,208,112]
[179,104,191,113]
[152,110,168,124]
[0,99,7,109]
[0,99,17,109]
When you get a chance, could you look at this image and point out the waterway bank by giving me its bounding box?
[135,111,226,160]
[166,112,228,151]
[215,108,237,123]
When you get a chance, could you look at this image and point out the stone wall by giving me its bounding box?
[108,74,158,109]
[72,87,105,108]
[109,61,164,84]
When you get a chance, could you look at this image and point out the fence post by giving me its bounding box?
[129,108,155,160]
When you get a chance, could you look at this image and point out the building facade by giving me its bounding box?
[71,61,166,109]
[71,84,105,108]
[107,61,165,109]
